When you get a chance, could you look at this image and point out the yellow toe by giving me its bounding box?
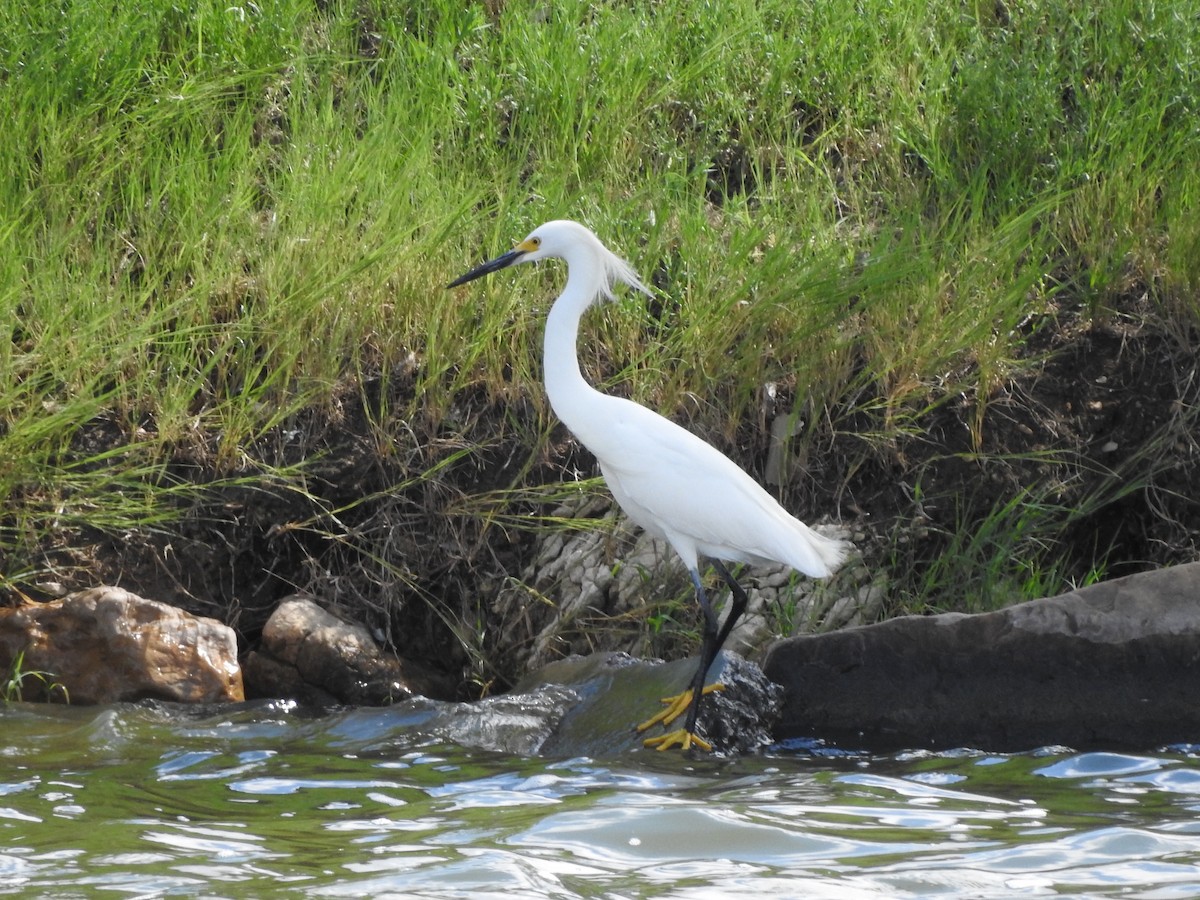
[636,689,694,733]
[642,728,713,752]
[635,683,726,739]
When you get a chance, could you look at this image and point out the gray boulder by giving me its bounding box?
[763,562,1200,751]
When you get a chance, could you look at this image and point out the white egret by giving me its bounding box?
[449,220,850,751]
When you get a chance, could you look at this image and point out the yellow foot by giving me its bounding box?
[635,684,724,736]
[643,728,713,752]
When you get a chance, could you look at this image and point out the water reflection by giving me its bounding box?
[2,702,1200,897]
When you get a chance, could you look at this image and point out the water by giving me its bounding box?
[3,702,1200,898]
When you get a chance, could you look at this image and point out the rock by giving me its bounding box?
[348,651,782,757]
[517,650,783,756]
[492,495,863,671]
[243,595,455,705]
[410,685,584,756]
[764,562,1200,751]
[0,586,242,704]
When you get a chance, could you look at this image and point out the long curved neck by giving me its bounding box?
[542,263,603,431]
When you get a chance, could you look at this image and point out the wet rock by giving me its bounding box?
[409,685,583,756]
[247,650,780,757]
[0,586,242,704]
[516,650,783,756]
[243,595,454,705]
[764,562,1200,751]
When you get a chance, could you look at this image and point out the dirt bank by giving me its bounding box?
[10,296,1199,698]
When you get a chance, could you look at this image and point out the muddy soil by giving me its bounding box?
[9,297,1199,698]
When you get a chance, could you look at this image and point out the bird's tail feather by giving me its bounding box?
[793,524,853,579]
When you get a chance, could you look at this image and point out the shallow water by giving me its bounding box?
[3,702,1200,898]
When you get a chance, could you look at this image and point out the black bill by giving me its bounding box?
[447,248,526,288]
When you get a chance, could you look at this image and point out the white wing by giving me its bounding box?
[573,394,848,577]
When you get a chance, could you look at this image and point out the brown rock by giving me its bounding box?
[0,586,243,704]
[243,595,455,705]
[763,562,1200,751]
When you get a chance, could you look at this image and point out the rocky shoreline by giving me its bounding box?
[6,562,1200,755]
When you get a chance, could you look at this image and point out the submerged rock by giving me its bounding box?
[402,685,584,757]
[764,562,1200,751]
[244,592,780,755]
[243,595,455,705]
[0,586,242,704]
[515,650,783,756]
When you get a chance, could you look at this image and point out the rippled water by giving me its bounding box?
[3,702,1200,898]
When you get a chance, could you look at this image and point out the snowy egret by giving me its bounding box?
[449,220,850,752]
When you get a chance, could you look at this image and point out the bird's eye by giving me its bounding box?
[530,237,541,247]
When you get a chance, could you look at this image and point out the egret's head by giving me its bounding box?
[447,220,650,299]
[445,222,568,288]
[508,220,592,264]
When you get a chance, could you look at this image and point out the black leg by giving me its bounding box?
[641,563,753,750]
[711,560,749,651]
[681,561,748,738]
[682,567,720,736]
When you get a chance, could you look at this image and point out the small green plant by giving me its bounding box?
[2,650,70,704]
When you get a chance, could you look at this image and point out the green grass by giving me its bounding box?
[2,649,69,704]
[1,0,1198,683]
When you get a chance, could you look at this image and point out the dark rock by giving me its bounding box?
[250,651,778,757]
[518,650,782,757]
[763,562,1200,751]
[242,595,455,705]
[0,586,243,704]
[237,594,783,756]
